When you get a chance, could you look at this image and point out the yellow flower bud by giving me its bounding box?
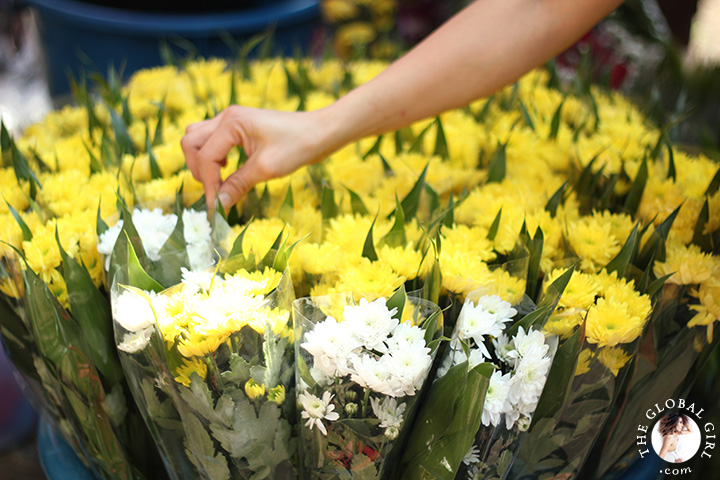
[267,385,286,405]
[244,378,265,400]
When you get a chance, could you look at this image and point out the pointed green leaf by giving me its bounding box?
[646,273,673,298]
[56,230,123,385]
[638,204,681,267]
[321,186,339,222]
[378,153,393,175]
[409,122,434,154]
[692,197,713,253]
[519,100,536,131]
[442,191,455,228]
[229,221,253,258]
[382,195,406,247]
[152,99,166,146]
[259,228,285,269]
[545,181,567,217]
[398,162,429,220]
[108,105,136,156]
[605,223,639,278]
[11,141,41,199]
[4,200,32,242]
[623,157,648,215]
[421,257,442,306]
[386,284,407,321]
[425,184,440,217]
[145,128,162,180]
[531,327,583,424]
[476,95,495,122]
[433,117,449,159]
[486,143,506,183]
[362,214,378,261]
[347,187,369,216]
[152,209,189,287]
[526,228,544,299]
[549,99,565,140]
[363,135,383,160]
[705,166,720,197]
[487,208,502,241]
[278,184,294,224]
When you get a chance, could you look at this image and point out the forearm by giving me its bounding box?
[318,0,624,150]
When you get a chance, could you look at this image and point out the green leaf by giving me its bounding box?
[145,129,162,180]
[259,228,286,269]
[433,117,449,159]
[622,157,648,215]
[321,185,339,222]
[666,140,676,181]
[526,227,544,299]
[486,143,506,183]
[487,208,502,241]
[519,99,536,131]
[1,119,12,166]
[229,221,253,258]
[646,273,673,298]
[4,200,32,241]
[152,206,189,287]
[362,214,379,261]
[347,187,369,215]
[545,181,567,217]
[399,162,429,220]
[442,191,455,228]
[22,267,70,366]
[530,327,583,425]
[108,105,136,156]
[278,183,294,224]
[10,140,41,199]
[692,197,713,253]
[56,230,123,385]
[379,153,393,175]
[184,414,231,480]
[421,257,442,307]
[409,122,434,154]
[152,99,166,146]
[363,135,383,160]
[476,95,495,122]
[97,202,109,238]
[604,223,639,278]
[425,184,441,218]
[387,284,407,321]
[382,195,406,247]
[637,204,681,268]
[549,99,565,140]
[400,362,493,480]
[705,166,720,196]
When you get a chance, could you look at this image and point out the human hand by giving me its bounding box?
[182,105,333,211]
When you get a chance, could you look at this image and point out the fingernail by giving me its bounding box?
[218,193,232,209]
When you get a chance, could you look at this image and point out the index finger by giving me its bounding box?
[197,117,244,210]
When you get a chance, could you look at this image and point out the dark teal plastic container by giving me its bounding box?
[27,0,320,97]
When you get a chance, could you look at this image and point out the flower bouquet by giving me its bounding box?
[108,204,299,480]
[293,286,442,479]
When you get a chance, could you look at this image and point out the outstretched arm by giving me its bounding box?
[183,0,625,209]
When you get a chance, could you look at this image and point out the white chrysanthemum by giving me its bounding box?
[113,289,163,332]
[180,267,217,294]
[482,370,511,427]
[350,353,391,394]
[385,322,425,350]
[182,209,212,244]
[117,328,153,353]
[97,221,124,256]
[475,294,517,321]
[462,445,480,466]
[343,297,399,352]
[187,242,215,271]
[299,391,339,436]
[370,396,406,439]
[456,295,514,349]
[493,333,515,366]
[507,354,552,408]
[302,317,362,377]
[510,327,549,362]
[383,342,433,396]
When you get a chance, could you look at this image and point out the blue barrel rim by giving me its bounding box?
[27,0,320,36]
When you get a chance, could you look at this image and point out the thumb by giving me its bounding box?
[217,162,269,210]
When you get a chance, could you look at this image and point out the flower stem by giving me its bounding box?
[361,388,370,417]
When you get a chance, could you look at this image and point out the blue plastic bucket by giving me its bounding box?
[0,345,37,452]
[37,419,98,480]
[27,0,320,97]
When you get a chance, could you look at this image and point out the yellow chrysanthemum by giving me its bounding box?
[688,281,720,329]
[654,241,719,285]
[566,216,620,273]
[574,349,592,376]
[597,346,632,376]
[585,298,645,347]
[335,257,405,298]
[174,358,208,387]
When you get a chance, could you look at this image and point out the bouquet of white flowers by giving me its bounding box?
[107,203,299,480]
[293,287,442,479]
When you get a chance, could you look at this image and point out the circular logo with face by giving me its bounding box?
[651,413,702,463]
